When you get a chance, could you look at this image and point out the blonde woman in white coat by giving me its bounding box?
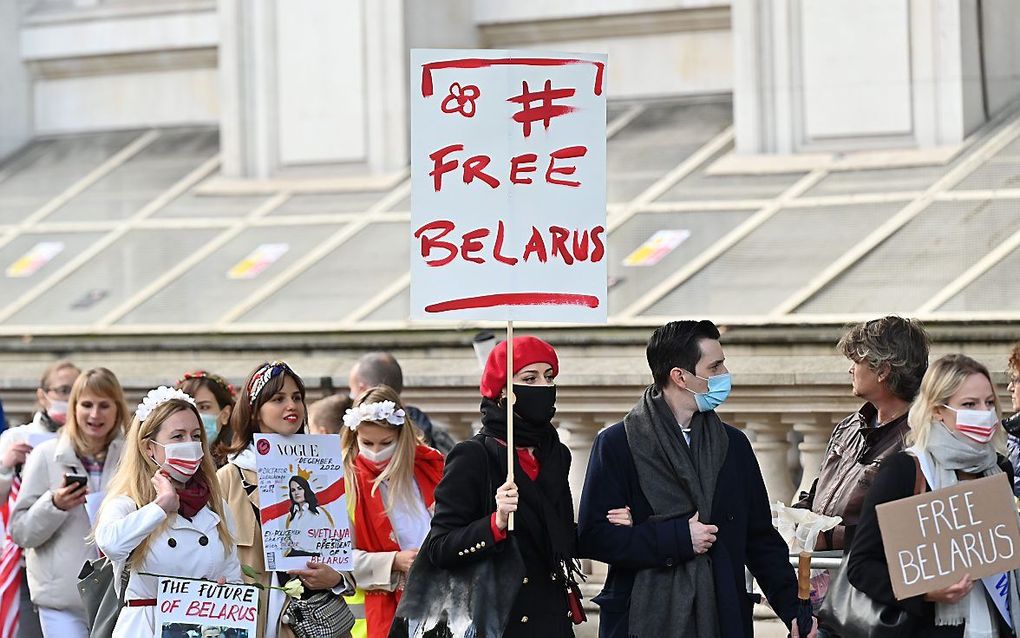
[10,367,129,638]
[95,387,241,638]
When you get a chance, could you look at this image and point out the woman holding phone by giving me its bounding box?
[10,367,130,638]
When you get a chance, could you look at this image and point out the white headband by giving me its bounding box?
[343,401,406,430]
[136,386,196,422]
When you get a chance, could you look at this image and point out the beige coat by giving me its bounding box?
[10,433,123,611]
[218,460,295,638]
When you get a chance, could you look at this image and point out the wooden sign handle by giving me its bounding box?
[797,551,812,600]
[506,320,515,531]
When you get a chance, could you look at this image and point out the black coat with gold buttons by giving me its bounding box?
[421,433,576,638]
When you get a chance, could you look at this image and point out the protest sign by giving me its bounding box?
[16,431,56,448]
[156,576,258,638]
[253,433,351,572]
[409,49,608,323]
[876,473,1020,599]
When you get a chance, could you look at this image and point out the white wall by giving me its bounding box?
[474,0,722,23]
[34,69,219,134]
[20,5,220,134]
[979,0,1020,117]
[518,30,732,99]
[275,0,366,165]
[800,0,912,139]
[0,0,32,161]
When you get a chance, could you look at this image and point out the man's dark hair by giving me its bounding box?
[837,316,930,401]
[354,352,404,394]
[646,320,721,389]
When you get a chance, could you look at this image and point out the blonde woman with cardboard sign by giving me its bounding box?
[849,354,1020,637]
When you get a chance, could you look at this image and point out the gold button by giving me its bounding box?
[521,616,528,623]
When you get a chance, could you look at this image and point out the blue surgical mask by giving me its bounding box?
[686,372,732,412]
[200,413,220,440]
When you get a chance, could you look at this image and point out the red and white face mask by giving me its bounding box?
[943,405,999,444]
[152,441,203,483]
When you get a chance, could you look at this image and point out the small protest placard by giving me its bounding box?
[409,48,608,323]
[253,433,352,572]
[877,473,1020,599]
[156,576,258,638]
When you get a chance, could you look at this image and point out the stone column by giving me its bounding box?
[742,413,796,504]
[786,413,836,499]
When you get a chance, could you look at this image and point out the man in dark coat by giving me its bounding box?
[577,320,815,638]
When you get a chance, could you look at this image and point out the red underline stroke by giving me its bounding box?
[424,292,601,313]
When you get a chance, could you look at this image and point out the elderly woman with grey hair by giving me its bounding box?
[795,315,930,551]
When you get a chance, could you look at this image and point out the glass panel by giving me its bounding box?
[939,242,1020,312]
[798,199,1020,314]
[238,221,409,323]
[607,210,755,314]
[607,100,732,204]
[118,224,347,325]
[953,138,1020,191]
[270,192,384,216]
[4,227,219,326]
[155,192,270,219]
[802,165,947,197]
[363,287,410,322]
[657,145,807,201]
[0,232,107,301]
[644,203,901,316]
[0,131,139,224]
[46,129,218,222]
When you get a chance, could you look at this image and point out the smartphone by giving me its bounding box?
[63,473,88,490]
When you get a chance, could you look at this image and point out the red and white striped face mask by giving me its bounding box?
[943,405,999,444]
[152,441,204,483]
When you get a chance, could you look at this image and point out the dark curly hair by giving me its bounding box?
[837,316,930,401]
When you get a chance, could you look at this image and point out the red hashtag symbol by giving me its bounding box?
[507,79,576,138]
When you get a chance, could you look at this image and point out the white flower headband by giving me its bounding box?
[343,401,406,430]
[136,386,196,422]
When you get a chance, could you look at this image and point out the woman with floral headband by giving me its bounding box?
[216,361,354,638]
[340,385,444,638]
[175,370,236,467]
[94,386,241,637]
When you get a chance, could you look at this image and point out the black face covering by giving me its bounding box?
[512,384,557,425]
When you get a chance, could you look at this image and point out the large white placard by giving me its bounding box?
[409,49,608,322]
[253,433,352,573]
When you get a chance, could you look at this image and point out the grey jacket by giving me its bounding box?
[10,433,123,611]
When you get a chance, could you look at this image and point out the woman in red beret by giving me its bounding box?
[399,336,586,637]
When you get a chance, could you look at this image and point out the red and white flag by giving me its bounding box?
[0,475,22,638]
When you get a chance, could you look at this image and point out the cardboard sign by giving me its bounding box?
[409,48,608,323]
[252,434,352,572]
[876,473,1020,599]
[156,576,258,638]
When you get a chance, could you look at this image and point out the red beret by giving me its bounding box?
[479,336,559,399]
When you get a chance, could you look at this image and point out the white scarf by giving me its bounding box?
[909,423,1020,638]
[230,443,258,472]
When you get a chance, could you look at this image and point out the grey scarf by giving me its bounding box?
[624,386,729,638]
[912,424,1020,637]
